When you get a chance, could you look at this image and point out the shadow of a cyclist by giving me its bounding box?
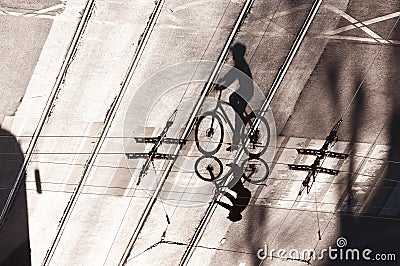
[216,163,251,222]
[216,43,254,152]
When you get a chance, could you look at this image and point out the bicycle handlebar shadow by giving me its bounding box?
[215,163,251,222]
[0,127,31,265]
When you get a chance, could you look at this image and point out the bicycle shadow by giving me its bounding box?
[0,127,31,265]
[217,43,254,149]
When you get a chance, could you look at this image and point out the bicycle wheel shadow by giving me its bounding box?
[0,127,31,265]
[215,163,251,222]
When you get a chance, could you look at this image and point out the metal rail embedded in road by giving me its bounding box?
[179,0,324,265]
[0,0,96,235]
[118,0,256,264]
[41,0,166,265]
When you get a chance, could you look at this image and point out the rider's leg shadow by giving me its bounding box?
[216,180,251,222]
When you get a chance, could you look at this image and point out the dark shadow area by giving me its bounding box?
[35,169,42,194]
[327,59,341,113]
[370,108,400,213]
[217,43,254,150]
[329,16,400,266]
[334,102,400,265]
[214,161,268,265]
[216,163,251,222]
[217,180,251,222]
[344,76,365,213]
[244,187,267,265]
[286,0,311,9]
[0,128,31,265]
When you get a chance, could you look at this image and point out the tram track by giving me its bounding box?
[38,0,166,264]
[1,0,321,265]
[1,0,393,264]
[179,0,323,265]
[0,0,96,233]
[117,0,256,265]
[1,0,253,264]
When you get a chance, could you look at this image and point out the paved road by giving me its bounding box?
[47,1,255,265]
[190,1,400,266]
[1,0,399,265]
[0,0,63,122]
[0,1,78,265]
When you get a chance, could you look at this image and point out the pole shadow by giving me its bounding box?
[329,14,400,264]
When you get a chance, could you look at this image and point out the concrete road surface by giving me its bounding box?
[0,0,399,265]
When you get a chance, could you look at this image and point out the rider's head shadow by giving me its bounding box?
[216,163,251,222]
[224,43,254,100]
[230,43,253,97]
[231,43,246,63]
[0,127,31,265]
